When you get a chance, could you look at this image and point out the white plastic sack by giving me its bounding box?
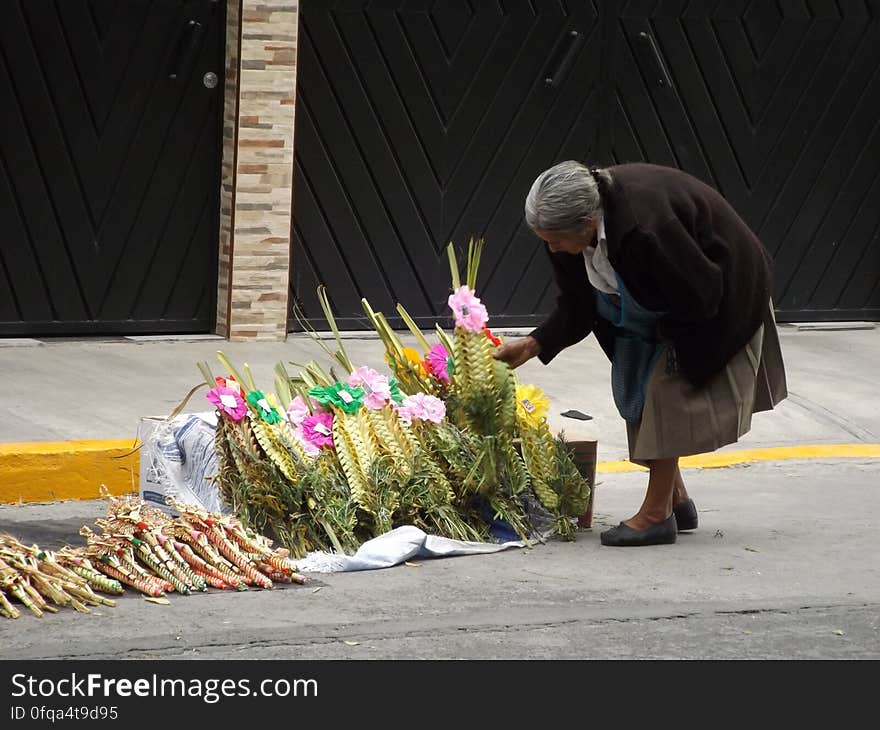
[138,412,228,515]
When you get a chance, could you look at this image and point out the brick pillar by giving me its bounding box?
[216,1,298,340]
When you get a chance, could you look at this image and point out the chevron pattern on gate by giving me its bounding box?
[610,0,880,320]
[293,0,879,329]
[290,0,602,331]
[0,0,224,335]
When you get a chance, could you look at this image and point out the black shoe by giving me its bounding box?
[673,498,698,531]
[600,513,677,547]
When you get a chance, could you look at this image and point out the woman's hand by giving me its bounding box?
[493,336,542,369]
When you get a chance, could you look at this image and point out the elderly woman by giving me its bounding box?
[495,161,787,547]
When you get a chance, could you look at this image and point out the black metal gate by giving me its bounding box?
[291,0,880,329]
[0,0,225,336]
[605,0,880,322]
[290,0,601,330]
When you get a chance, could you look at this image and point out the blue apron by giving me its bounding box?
[595,275,665,423]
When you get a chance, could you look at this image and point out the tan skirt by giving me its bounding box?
[626,305,788,465]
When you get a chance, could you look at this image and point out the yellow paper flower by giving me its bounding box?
[402,347,427,376]
[515,383,549,428]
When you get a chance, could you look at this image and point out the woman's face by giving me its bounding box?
[533,220,597,255]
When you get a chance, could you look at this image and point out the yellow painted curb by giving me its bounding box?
[0,440,140,504]
[596,443,880,473]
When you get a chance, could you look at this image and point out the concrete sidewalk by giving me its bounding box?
[0,324,878,502]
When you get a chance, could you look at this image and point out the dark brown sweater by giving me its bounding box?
[530,163,773,385]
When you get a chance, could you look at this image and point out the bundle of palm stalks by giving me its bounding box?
[0,535,118,619]
[205,352,485,556]
[79,494,306,596]
[0,496,306,620]
[379,242,591,539]
[199,240,592,555]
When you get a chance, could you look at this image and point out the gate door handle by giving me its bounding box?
[545,30,584,89]
[637,31,673,88]
[168,20,203,81]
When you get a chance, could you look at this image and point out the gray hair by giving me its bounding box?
[524,160,610,232]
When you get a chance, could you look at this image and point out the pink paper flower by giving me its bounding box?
[425,343,452,384]
[301,412,334,449]
[206,386,248,422]
[292,425,321,457]
[348,366,393,410]
[448,286,488,332]
[396,393,446,426]
[287,395,322,427]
